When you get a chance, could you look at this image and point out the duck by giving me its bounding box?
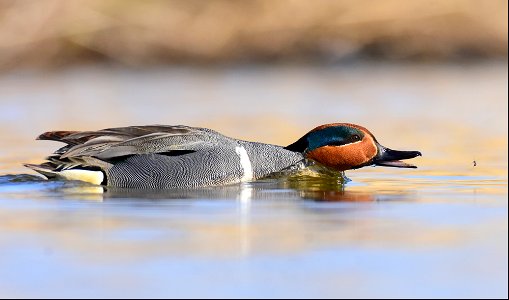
[25,123,421,188]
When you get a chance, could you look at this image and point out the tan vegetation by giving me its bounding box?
[0,0,507,69]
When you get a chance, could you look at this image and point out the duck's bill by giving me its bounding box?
[373,147,422,169]
[375,160,418,168]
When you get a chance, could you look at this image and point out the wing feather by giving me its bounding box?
[41,125,222,160]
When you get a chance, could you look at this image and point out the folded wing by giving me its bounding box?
[38,125,220,160]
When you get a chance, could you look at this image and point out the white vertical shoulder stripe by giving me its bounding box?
[235,145,253,182]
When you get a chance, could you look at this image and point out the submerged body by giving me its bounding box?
[25,123,421,188]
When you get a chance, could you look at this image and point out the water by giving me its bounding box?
[0,62,507,298]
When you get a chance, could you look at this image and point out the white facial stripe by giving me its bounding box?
[235,145,253,182]
[367,135,378,156]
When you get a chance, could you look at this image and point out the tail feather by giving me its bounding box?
[37,131,79,142]
[24,163,105,185]
[24,163,59,179]
[37,130,109,146]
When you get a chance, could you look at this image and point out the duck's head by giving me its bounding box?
[285,123,421,171]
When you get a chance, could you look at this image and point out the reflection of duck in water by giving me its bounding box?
[25,123,421,188]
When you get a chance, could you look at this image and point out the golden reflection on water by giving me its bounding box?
[1,191,502,261]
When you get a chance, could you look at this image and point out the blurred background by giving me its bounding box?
[0,0,507,298]
[0,0,507,68]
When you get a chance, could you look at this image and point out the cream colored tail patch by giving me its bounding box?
[58,170,104,185]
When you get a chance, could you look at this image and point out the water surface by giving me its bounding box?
[0,62,507,298]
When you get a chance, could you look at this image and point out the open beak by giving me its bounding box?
[373,145,422,168]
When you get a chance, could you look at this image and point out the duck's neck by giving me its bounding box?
[239,141,305,179]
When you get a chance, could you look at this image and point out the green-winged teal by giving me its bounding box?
[25,123,421,188]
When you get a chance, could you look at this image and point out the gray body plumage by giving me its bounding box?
[27,125,305,188]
